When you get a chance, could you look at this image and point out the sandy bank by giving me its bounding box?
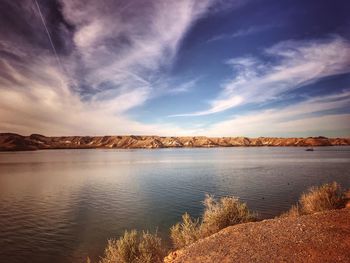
[165,208,350,263]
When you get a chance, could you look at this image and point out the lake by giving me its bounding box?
[0,147,349,263]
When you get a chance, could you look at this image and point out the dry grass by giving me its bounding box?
[280,204,301,218]
[283,182,345,217]
[170,213,201,250]
[170,195,256,249]
[300,182,344,214]
[98,195,256,260]
[201,195,256,236]
[99,230,165,263]
[97,182,347,260]
[137,232,165,263]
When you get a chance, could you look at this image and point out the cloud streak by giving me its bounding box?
[62,0,216,103]
[174,36,350,117]
[0,0,234,135]
[204,90,350,137]
[0,1,349,137]
[207,24,278,42]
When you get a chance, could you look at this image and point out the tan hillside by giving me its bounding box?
[0,133,349,151]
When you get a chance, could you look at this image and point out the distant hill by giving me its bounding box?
[0,133,349,151]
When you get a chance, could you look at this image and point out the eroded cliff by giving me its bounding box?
[0,133,349,151]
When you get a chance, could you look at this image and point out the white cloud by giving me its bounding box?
[207,24,278,42]
[0,57,192,136]
[162,78,200,94]
[61,0,215,93]
[204,90,350,137]
[170,95,243,116]
[176,36,350,117]
[55,0,227,127]
[1,0,228,136]
[1,1,348,138]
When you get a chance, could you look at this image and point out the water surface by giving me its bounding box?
[0,147,349,262]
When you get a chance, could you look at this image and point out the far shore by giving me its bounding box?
[0,133,349,151]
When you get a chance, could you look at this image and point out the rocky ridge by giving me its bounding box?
[0,133,349,151]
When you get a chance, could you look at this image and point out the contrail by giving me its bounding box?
[33,0,63,72]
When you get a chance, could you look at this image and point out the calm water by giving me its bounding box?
[0,147,349,263]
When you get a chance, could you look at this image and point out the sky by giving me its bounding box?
[0,0,350,137]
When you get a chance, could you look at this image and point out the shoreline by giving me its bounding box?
[1,145,350,153]
[96,185,350,263]
[165,208,350,263]
[1,133,349,151]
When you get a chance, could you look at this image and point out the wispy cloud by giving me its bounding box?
[1,1,348,137]
[204,90,350,137]
[62,0,215,101]
[0,56,193,136]
[207,24,278,42]
[0,0,238,135]
[174,36,350,117]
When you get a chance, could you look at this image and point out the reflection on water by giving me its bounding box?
[0,147,349,262]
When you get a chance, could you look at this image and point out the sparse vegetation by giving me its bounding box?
[283,182,345,217]
[201,195,256,236]
[96,195,256,262]
[280,204,301,218]
[170,195,256,249]
[99,230,165,263]
[300,182,344,214]
[170,213,201,249]
[95,182,347,262]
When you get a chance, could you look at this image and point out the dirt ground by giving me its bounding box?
[165,208,350,263]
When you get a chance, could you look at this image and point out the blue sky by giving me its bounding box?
[0,0,349,136]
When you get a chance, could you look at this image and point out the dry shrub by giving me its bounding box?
[170,195,256,249]
[201,195,256,236]
[99,230,165,263]
[280,204,301,218]
[138,232,165,263]
[283,182,345,217]
[170,213,201,250]
[299,182,344,214]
